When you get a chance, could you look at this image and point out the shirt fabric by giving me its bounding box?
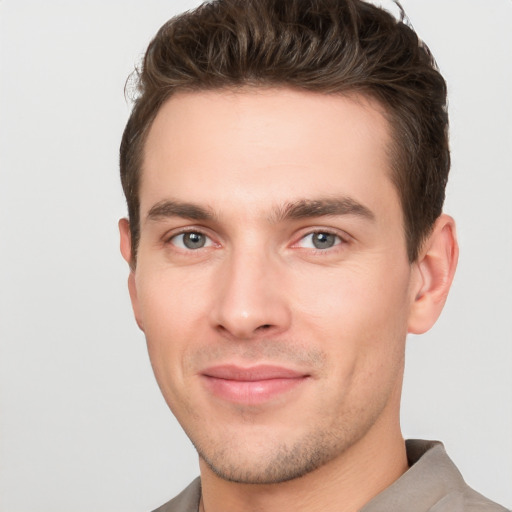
[152,440,509,512]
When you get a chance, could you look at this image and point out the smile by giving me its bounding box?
[200,364,310,405]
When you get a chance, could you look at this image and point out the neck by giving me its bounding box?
[199,417,408,512]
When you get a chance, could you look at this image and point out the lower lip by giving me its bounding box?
[201,376,307,405]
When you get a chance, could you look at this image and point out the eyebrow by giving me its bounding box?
[270,198,375,223]
[145,196,375,224]
[146,200,216,223]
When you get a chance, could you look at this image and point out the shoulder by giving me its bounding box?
[432,486,510,512]
[151,478,201,512]
[363,440,510,512]
[407,440,510,512]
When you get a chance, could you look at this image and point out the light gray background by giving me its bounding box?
[1,1,510,511]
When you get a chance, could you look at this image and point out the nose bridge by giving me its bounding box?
[211,242,290,339]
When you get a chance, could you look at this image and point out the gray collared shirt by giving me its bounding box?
[152,440,509,512]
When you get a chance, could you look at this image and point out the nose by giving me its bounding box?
[210,247,292,341]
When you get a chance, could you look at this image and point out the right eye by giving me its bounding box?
[169,231,213,250]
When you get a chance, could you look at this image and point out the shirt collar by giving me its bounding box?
[360,440,466,512]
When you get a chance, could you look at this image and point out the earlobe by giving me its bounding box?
[118,218,145,331]
[408,214,459,334]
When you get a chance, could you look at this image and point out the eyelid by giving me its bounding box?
[164,226,218,249]
[161,225,350,251]
[291,227,351,250]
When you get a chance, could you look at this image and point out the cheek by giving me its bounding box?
[134,269,212,383]
[295,261,411,332]
[137,264,209,331]
[292,260,411,386]
[298,268,408,423]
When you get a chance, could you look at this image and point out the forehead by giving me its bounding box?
[140,87,397,220]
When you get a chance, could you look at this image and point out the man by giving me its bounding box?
[118,1,509,511]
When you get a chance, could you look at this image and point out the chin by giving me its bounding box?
[200,449,327,484]
[194,427,352,485]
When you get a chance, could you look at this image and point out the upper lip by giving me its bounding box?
[201,364,308,381]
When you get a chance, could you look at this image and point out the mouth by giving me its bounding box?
[200,364,310,405]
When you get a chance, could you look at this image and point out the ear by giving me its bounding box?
[119,218,145,331]
[408,214,459,334]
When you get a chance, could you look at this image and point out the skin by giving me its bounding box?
[120,88,458,512]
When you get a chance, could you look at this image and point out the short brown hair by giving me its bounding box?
[120,0,449,263]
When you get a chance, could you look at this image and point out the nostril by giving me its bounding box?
[258,324,272,331]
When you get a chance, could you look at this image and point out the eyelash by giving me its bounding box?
[166,229,216,251]
[164,228,349,254]
[292,229,348,254]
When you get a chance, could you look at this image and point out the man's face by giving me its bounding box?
[122,88,421,483]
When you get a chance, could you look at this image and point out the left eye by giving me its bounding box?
[170,232,213,250]
[297,232,342,250]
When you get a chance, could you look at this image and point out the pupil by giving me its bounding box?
[184,232,205,249]
[313,232,335,249]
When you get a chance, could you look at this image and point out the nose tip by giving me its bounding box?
[210,255,291,341]
[214,305,287,341]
